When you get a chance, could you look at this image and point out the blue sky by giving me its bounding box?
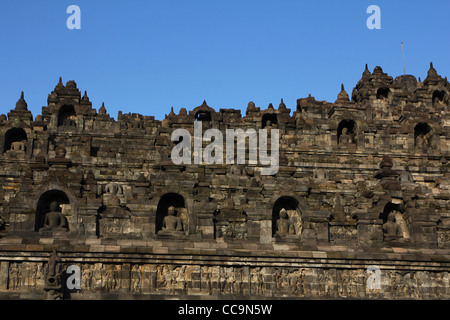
[0,0,449,120]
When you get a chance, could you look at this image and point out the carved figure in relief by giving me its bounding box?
[201,266,212,294]
[9,263,21,290]
[131,265,142,292]
[82,265,92,290]
[93,264,103,291]
[45,249,61,287]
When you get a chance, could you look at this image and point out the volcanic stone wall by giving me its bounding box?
[0,63,449,299]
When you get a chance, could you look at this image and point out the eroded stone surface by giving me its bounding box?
[0,63,449,299]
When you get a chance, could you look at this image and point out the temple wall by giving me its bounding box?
[0,64,449,299]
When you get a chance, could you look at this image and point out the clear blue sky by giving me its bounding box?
[1,0,449,120]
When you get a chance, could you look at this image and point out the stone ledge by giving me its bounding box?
[0,241,448,264]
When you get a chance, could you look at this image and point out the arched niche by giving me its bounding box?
[337,119,356,145]
[3,127,27,153]
[379,202,410,240]
[272,196,301,236]
[262,113,278,129]
[376,87,390,100]
[432,90,447,106]
[414,122,432,148]
[35,190,70,231]
[195,110,212,122]
[57,105,77,127]
[155,193,186,234]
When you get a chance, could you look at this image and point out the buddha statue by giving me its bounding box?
[275,208,295,235]
[382,212,403,241]
[339,127,352,145]
[39,201,68,232]
[160,206,183,233]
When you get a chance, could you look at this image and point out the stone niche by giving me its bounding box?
[414,122,433,149]
[272,196,302,242]
[57,104,77,128]
[337,119,356,146]
[380,202,411,243]
[3,127,28,160]
[35,190,71,235]
[155,193,189,238]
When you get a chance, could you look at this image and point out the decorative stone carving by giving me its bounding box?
[130,265,142,293]
[219,267,242,295]
[329,225,357,242]
[250,267,265,295]
[43,250,62,299]
[200,266,212,294]
[0,64,449,300]
[9,263,22,290]
[275,267,307,295]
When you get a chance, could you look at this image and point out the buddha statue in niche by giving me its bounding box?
[382,212,403,241]
[39,201,68,233]
[339,127,352,145]
[159,206,184,236]
[275,208,295,236]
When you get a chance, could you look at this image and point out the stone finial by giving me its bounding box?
[246,101,257,115]
[278,98,287,110]
[373,66,383,74]
[427,61,438,77]
[82,91,90,102]
[99,102,107,114]
[15,91,28,111]
[268,103,274,109]
[362,64,371,77]
[66,80,77,89]
[336,84,350,102]
[168,106,176,117]
[55,77,64,90]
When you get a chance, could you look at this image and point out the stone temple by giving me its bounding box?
[0,63,449,300]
